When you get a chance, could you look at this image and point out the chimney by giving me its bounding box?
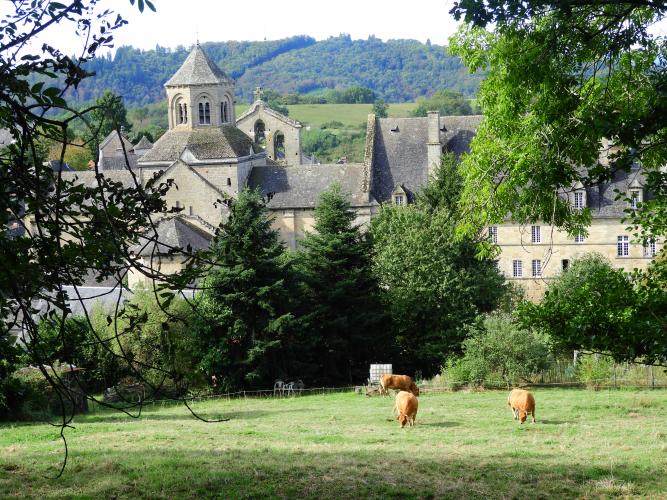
[427,110,441,179]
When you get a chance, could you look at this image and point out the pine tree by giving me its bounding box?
[195,189,295,391]
[296,185,389,384]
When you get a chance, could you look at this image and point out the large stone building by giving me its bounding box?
[62,44,660,297]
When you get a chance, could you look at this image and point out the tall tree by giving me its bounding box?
[449,1,667,244]
[195,189,296,391]
[86,90,132,156]
[371,154,507,375]
[296,185,389,384]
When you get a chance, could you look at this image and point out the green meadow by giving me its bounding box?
[2,388,667,498]
[234,103,418,128]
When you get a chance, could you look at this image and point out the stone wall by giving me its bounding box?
[236,103,302,164]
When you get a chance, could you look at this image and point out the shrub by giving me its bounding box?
[576,355,614,390]
[447,313,551,388]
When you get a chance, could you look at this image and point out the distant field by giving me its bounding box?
[2,388,667,498]
[234,103,417,128]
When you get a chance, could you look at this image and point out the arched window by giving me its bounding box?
[274,131,285,160]
[199,100,211,125]
[254,120,266,145]
[221,102,229,123]
[175,99,187,125]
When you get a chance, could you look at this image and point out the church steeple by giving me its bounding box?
[164,44,236,130]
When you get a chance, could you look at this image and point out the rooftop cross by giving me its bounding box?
[254,86,264,102]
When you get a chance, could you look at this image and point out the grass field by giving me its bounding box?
[234,103,417,129]
[2,388,667,498]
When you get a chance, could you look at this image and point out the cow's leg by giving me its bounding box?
[531,408,536,423]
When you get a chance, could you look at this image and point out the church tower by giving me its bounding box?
[164,44,236,130]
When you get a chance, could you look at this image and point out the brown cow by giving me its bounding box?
[507,389,536,424]
[394,390,418,427]
[380,374,420,397]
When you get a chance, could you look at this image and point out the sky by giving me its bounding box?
[0,0,464,56]
[2,0,665,58]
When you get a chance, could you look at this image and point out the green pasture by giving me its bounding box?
[234,103,417,129]
[2,388,666,498]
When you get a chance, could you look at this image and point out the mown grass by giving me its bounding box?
[235,103,418,128]
[1,389,667,499]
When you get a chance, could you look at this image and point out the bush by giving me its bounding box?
[576,355,614,390]
[446,313,551,388]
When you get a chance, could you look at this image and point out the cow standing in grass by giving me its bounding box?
[395,390,418,427]
[508,389,536,424]
[380,374,420,397]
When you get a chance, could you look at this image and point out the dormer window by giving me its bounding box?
[628,178,643,209]
[199,100,211,125]
[572,182,586,210]
[392,185,407,206]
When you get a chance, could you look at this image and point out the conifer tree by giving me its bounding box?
[296,185,389,384]
[195,189,295,391]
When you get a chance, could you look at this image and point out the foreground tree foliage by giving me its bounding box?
[371,155,507,376]
[296,185,390,384]
[195,189,297,391]
[449,1,667,243]
[0,0,217,471]
[519,255,667,365]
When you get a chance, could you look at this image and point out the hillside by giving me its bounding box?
[69,35,482,107]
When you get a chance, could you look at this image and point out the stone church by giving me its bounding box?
[62,44,660,298]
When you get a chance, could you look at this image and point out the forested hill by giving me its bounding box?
[70,35,482,107]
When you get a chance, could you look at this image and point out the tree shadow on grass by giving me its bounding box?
[418,421,460,428]
[539,419,575,425]
[3,447,663,499]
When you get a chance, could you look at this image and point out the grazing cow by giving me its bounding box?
[379,374,420,397]
[507,389,536,424]
[394,390,418,427]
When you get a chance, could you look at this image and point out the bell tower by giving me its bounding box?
[164,44,236,130]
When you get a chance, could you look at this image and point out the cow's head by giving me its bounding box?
[399,414,409,428]
[410,383,420,397]
[518,410,527,423]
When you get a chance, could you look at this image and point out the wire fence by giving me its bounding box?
[89,362,667,413]
[427,360,667,392]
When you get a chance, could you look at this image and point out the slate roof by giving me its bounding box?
[101,154,140,170]
[371,117,429,204]
[248,164,372,209]
[440,115,483,155]
[60,170,136,189]
[370,115,482,203]
[165,45,232,87]
[585,168,647,219]
[131,216,213,257]
[134,136,153,150]
[139,126,256,163]
[99,129,134,153]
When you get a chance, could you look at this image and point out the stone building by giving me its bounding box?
[490,169,662,300]
[61,44,661,296]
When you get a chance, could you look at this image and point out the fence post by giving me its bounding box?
[613,363,617,389]
[651,366,655,389]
